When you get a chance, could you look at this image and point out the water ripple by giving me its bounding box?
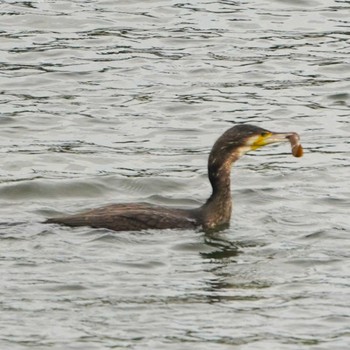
[1,0,350,349]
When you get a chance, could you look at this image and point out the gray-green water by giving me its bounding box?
[1,0,350,349]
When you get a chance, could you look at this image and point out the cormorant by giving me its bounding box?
[46,124,303,232]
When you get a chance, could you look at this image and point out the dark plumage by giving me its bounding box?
[46,124,300,232]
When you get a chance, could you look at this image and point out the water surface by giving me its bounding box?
[1,0,350,349]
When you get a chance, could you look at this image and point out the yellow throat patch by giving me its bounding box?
[250,132,272,150]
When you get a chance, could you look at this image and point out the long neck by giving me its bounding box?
[207,160,233,206]
[200,149,241,231]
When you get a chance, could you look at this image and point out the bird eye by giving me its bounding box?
[261,132,268,137]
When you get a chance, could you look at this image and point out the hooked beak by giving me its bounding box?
[251,131,298,149]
